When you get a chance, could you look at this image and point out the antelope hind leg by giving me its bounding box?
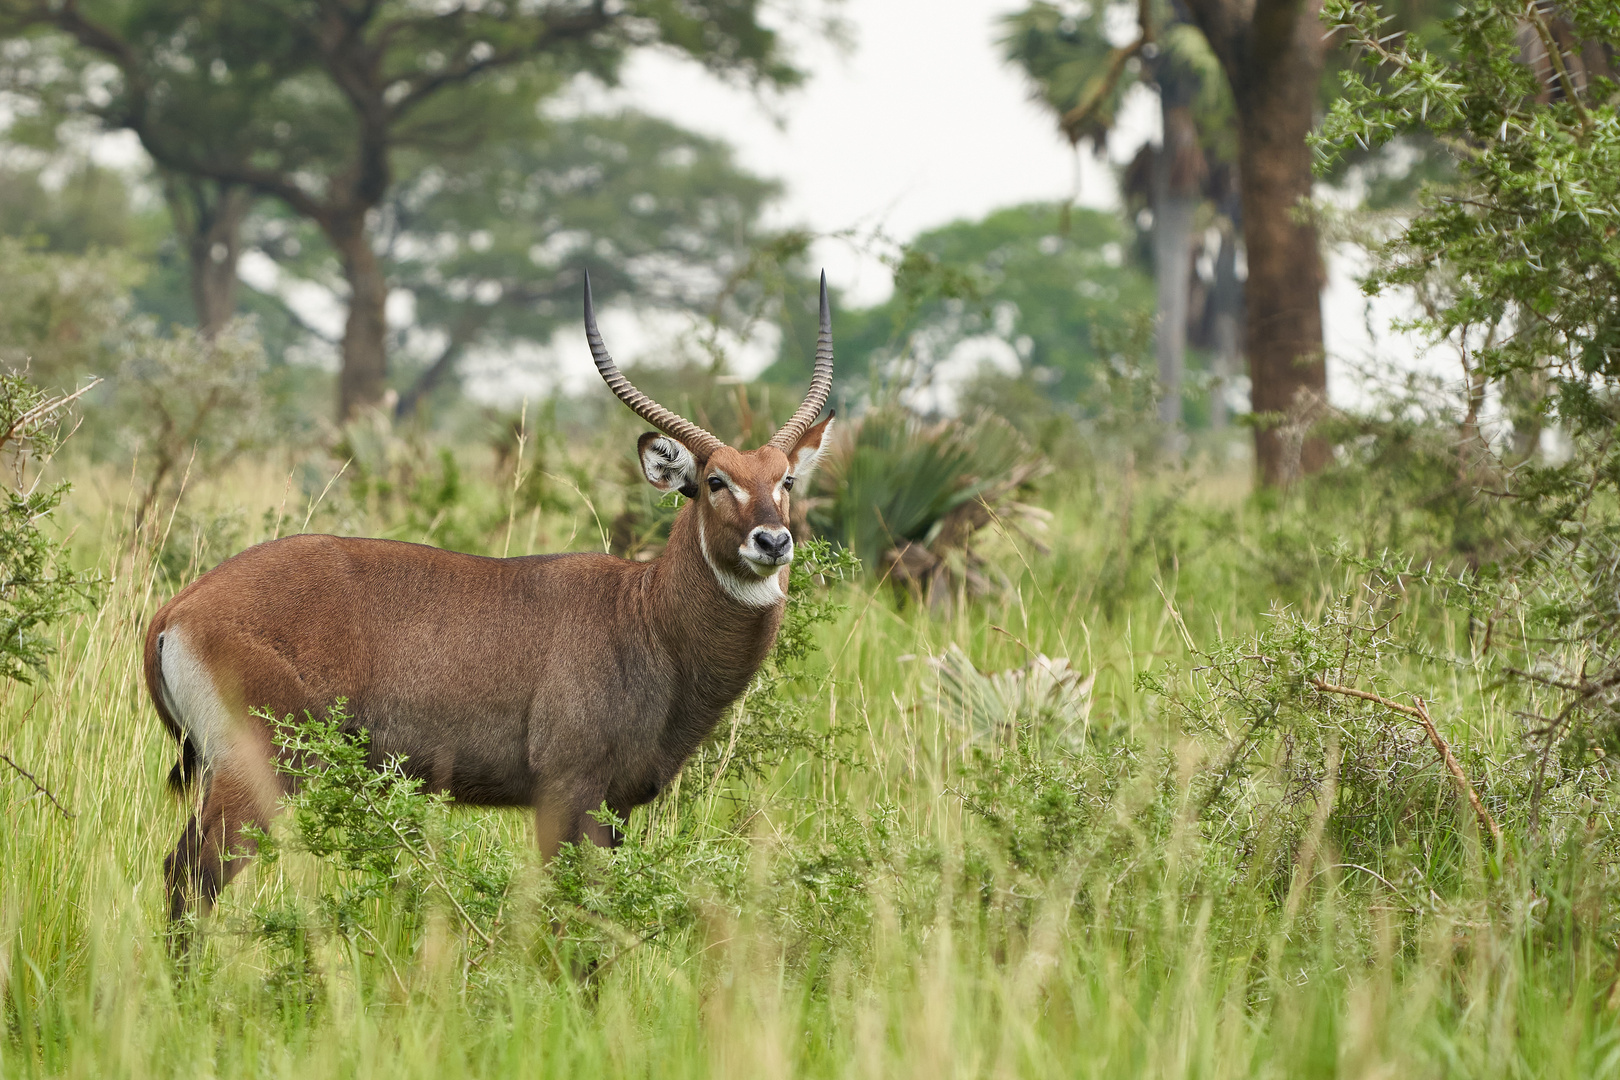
[165,758,279,922]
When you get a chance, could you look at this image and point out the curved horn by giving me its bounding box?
[584,271,723,459]
[769,270,835,451]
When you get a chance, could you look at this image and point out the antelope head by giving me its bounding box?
[584,271,836,606]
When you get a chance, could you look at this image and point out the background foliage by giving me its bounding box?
[0,0,1619,1075]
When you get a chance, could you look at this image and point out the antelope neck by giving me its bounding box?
[647,504,785,638]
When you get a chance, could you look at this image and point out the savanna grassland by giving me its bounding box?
[5,426,1620,1080]
[0,0,1614,1071]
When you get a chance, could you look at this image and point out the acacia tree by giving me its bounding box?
[381,111,786,418]
[229,109,788,421]
[2,0,802,420]
[0,10,291,339]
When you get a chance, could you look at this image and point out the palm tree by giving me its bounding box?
[1001,2,1241,451]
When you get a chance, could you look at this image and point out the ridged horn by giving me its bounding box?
[768,270,835,451]
[584,271,722,459]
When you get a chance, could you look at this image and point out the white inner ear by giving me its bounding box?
[788,418,834,483]
[641,435,696,492]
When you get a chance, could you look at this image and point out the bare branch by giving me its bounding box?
[395,313,486,419]
[0,750,73,819]
[385,8,614,122]
[0,378,101,456]
[1312,678,1503,848]
[1058,0,1154,143]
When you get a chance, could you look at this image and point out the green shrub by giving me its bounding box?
[247,701,514,1002]
[0,372,98,682]
[810,405,1047,606]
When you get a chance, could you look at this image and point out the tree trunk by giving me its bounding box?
[1210,228,1241,430]
[1153,191,1195,430]
[1234,60,1327,484]
[1182,0,1329,486]
[329,216,390,421]
[1152,101,1203,441]
[164,178,253,337]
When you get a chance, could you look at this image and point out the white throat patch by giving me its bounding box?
[699,517,785,608]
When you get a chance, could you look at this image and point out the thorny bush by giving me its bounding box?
[0,372,98,683]
[1311,0,1620,873]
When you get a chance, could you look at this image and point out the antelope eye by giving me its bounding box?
[707,476,725,493]
[782,476,795,492]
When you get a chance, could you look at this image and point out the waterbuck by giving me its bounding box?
[147,273,835,920]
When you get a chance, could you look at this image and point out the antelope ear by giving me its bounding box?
[638,432,701,498]
[786,412,835,482]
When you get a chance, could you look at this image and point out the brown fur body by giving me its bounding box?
[146,430,827,921]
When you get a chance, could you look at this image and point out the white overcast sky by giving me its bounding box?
[612,0,1132,307]
[508,0,1432,407]
[187,0,1434,404]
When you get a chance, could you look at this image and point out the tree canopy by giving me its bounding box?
[0,0,810,419]
[764,204,1154,415]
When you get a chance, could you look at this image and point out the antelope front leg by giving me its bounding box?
[533,778,616,860]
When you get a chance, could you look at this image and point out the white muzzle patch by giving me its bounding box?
[699,519,786,607]
[740,526,793,576]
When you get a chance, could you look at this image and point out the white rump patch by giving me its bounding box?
[159,627,236,770]
[699,518,785,608]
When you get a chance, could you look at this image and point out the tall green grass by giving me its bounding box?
[4,455,1620,1078]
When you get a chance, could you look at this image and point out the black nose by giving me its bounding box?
[755,530,792,559]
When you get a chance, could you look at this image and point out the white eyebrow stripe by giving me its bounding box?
[710,468,749,504]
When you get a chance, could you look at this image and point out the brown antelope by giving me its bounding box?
[146,273,835,920]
